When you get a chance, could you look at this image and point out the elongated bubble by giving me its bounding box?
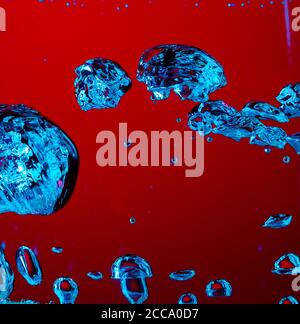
[263,214,293,229]
[169,270,196,281]
[87,272,103,281]
[16,246,42,286]
[0,248,14,301]
[53,277,79,304]
[111,255,152,304]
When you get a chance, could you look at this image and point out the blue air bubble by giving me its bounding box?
[0,299,38,304]
[16,246,42,286]
[279,296,299,304]
[188,100,239,136]
[287,133,300,154]
[241,102,289,123]
[0,248,14,300]
[273,253,300,275]
[53,277,79,304]
[178,293,198,304]
[111,255,152,304]
[283,156,291,164]
[75,58,132,111]
[206,279,233,297]
[262,214,293,229]
[137,45,227,102]
[277,83,300,118]
[0,104,79,216]
[169,269,196,281]
[250,126,287,149]
[130,217,136,224]
[51,247,63,254]
[87,272,103,281]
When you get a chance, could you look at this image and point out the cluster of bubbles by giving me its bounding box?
[0,246,78,304]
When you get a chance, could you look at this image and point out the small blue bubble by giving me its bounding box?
[263,214,292,229]
[206,279,232,297]
[51,247,63,254]
[169,269,196,281]
[178,293,198,304]
[87,272,103,281]
[53,277,79,304]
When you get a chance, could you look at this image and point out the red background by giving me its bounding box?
[0,0,300,304]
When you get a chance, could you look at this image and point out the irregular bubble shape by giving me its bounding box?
[0,104,79,216]
[75,58,132,111]
[0,248,14,300]
[279,296,299,305]
[0,299,38,304]
[206,279,232,297]
[178,293,198,305]
[51,247,63,254]
[137,44,227,102]
[277,83,300,118]
[16,246,42,286]
[273,253,300,275]
[287,133,300,154]
[263,214,293,229]
[169,269,196,281]
[250,126,287,149]
[87,272,103,281]
[111,255,152,304]
[53,277,79,304]
[213,116,262,142]
[188,101,239,135]
[241,102,289,123]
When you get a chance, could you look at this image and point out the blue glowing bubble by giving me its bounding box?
[0,248,14,300]
[137,45,227,102]
[51,247,63,254]
[75,58,132,111]
[206,279,233,297]
[214,116,262,142]
[273,253,300,275]
[263,214,293,229]
[178,293,198,304]
[0,299,38,304]
[87,272,103,281]
[279,296,299,305]
[283,156,291,164]
[169,269,196,281]
[277,83,300,118]
[53,277,79,304]
[0,104,79,216]
[250,126,287,149]
[130,216,136,224]
[287,133,300,154]
[188,101,239,135]
[241,102,289,123]
[16,246,42,286]
[112,255,152,304]
[264,147,272,154]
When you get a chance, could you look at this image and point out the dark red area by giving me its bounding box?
[0,0,300,304]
